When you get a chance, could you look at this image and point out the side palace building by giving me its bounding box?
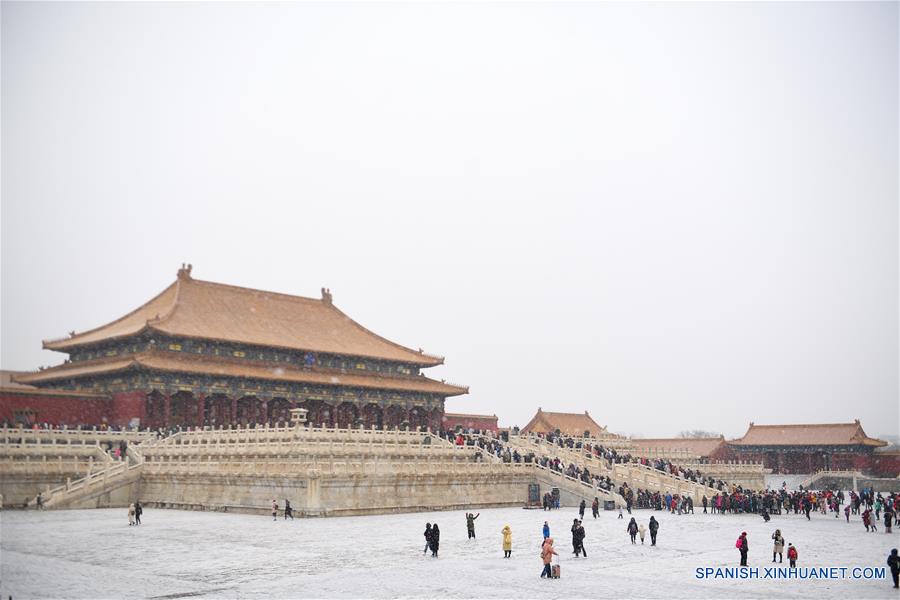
[4,265,467,430]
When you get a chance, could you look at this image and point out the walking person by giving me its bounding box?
[627,517,638,544]
[542,521,550,539]
[36,493,43,510]
[284,499,294,520]
[771,529,784,563]
[540,537,558,578]
[649,515,659,546]
[737,531,749,566]
[787,543,798,568]
[570,519,580,555]
[888,548,899,589]
[592,497,600,519]
[502,525,512,558]
[864,508,877,532]
[128,503,136,526]
[579,498,586,520]
[271,499,278,521]
[134,501,142,525]
[702,495,708,514]
[885,508,894,534]
[423,523,433,554]
[638,522,647,544]
[430,523,440,557]
[466,512,480,539]
[574,520,587,557]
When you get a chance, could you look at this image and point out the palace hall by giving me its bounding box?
[4,266,467,430]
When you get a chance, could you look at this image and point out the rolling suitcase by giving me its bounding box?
[551,564,561,579]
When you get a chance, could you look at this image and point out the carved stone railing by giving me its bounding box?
[508,434,718,501]
[26,455,143,509]
[799,469,866,490]
[531,462,626,506]
[0,426,156,446]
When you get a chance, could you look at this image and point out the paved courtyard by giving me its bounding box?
[1,505,896,598]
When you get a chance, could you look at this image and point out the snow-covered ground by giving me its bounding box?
[1,505,896,599]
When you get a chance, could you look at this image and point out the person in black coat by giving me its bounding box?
[430,523,440,557]
[579,499,586,520]
[571,518,580,554]
[134,501,143,525]
[627,517,639,544]
[649,516,659,546]
[887,548,899,589]
[574,521,587,557]
[423,523,432,554]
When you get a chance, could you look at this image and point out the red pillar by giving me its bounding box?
[231,397,238,427]
[260,400,268,425]
[163,393,171,428]
[195,393,205,428]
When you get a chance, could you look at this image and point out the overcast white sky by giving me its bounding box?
[1,1,897,439]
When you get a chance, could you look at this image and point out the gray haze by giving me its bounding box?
[1,1,897,439]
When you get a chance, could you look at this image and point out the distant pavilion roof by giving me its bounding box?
[13,351,467,396]
[520,408,607,437]
[632,437,726,457]
[43,265,444,366]
[730,421,887,448]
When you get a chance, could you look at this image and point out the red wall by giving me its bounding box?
[0,391,110,427]
[442,414,499,433]
[110,391,147,427]
[870,453,900,477]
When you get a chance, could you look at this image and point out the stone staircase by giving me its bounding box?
[28,444,147,509]
[508,435,718,502]
[798,469,865,491]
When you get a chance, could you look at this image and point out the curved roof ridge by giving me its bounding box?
[187,277,326,305]
[44,282,178,350]
[747,422,863,428]
[147,275,186,328]
[185,277,442,364]
[326,302,443,365]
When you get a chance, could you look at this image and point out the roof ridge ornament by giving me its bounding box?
[321,287,332,305]
[177,263,193,280]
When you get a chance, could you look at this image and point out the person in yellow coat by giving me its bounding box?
[501,525,512,558]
